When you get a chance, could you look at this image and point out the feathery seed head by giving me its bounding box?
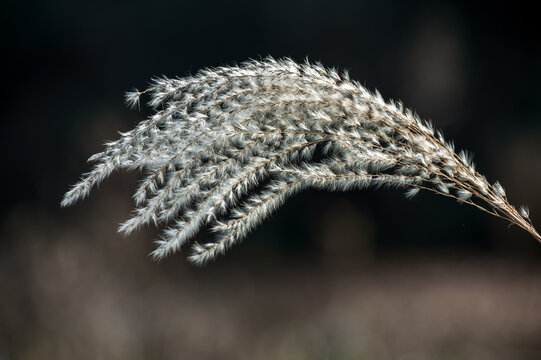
[61,57,541,264]
[493,181,506,197]
[125,89,142,109]
[519,205,530,219]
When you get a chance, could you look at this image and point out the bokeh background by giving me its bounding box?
[2,0,541,359]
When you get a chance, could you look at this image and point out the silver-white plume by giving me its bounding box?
[62,57,540,265]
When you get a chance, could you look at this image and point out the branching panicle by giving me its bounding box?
[62,57,541,264]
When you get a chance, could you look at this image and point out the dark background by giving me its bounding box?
[2,1,541,359]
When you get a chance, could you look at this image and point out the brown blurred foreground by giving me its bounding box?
[2,196,541,360]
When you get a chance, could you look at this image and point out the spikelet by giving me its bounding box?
[62,57,541,265]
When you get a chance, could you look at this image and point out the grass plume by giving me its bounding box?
[62,57,541,265]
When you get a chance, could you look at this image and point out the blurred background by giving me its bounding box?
[2,0,541,359]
